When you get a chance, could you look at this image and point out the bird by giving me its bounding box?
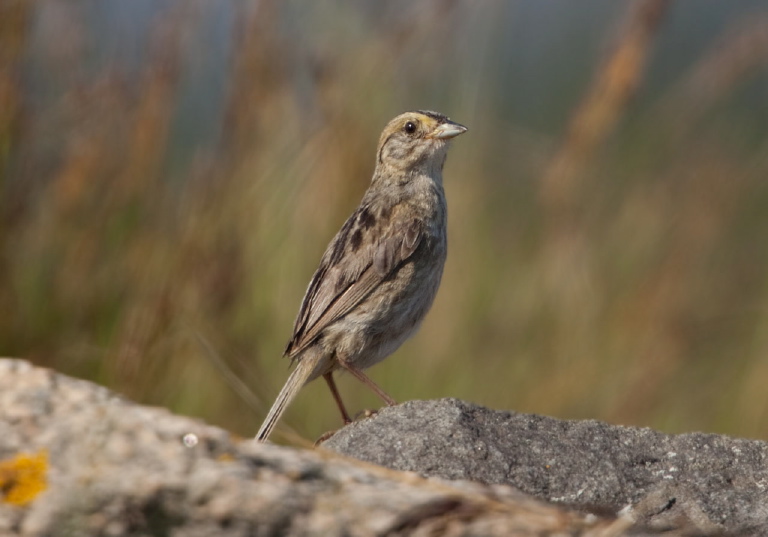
[255,110,467,443]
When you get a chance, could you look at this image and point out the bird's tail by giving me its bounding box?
[255,357,318,443]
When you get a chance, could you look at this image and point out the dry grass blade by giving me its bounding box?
[654,14,768,140]
[0,0,30,184]
[539,0,670,215]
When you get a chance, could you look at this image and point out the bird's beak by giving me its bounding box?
[429,121,468,140]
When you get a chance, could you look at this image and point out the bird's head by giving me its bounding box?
[375,110,467,179]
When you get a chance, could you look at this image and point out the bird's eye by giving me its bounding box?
[404,121,417,134]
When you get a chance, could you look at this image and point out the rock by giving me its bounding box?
[0,358,655,536]
[323,398,768,535]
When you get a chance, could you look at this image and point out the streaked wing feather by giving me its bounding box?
[286,265,381,358]
[285,214,422,358]
[285,213,360,355]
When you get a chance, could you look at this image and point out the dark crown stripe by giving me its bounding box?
[415,110,448,123]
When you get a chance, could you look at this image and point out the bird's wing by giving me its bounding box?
[284,204,422,358]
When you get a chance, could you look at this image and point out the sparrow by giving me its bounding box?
[255,110,467,442]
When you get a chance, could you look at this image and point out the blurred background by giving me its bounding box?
[2,0,768,442]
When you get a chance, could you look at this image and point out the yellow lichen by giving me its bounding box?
[0,451,48,506]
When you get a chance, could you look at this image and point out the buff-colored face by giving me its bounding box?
[376,111,467,172]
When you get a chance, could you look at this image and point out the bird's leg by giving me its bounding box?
[336,359,397,407]
[323,372,352,424]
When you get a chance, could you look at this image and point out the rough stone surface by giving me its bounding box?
[324,398,768,535]
[0,358,664,536]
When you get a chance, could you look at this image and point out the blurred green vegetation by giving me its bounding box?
[3,1,768,442]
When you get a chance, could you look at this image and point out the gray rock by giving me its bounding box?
[324,398,768,534]
[0,358,665,536]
